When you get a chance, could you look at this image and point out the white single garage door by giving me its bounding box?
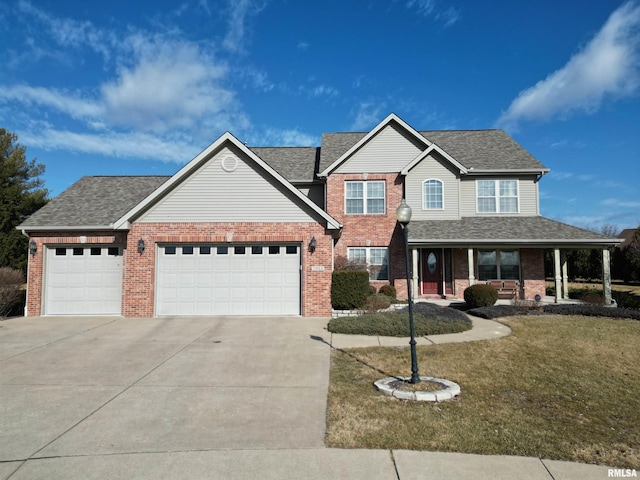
[44,246,123,315]
[156,244,301,316]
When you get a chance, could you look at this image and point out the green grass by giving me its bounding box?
[327,302,472,336]
[326,315,640,468]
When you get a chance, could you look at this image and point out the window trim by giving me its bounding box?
[344,180,386,215]
[422,178,444,210]
[347,246,389,281]
[476,179,519,214]
[477,249,520,281]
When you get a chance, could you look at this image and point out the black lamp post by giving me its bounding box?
[396,199,420,384]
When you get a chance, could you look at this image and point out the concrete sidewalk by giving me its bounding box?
[0,315,616,479]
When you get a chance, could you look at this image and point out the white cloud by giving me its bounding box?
[351,102,385,131]
[19,127,199,163]
[405,0,461,27]
[252,127,318,146]
[0,85,103,120]
[601,198,640,208]
[497,1,640,131]
[223,0,266,53]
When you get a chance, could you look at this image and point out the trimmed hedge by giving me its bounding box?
[378,284,397,299]
[331,270,370,310]
[469,304,640,321]
[464,284,498,308]
[328,302,472,336]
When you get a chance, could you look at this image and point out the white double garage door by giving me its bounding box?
[156,244,301,316]
[44,244,301,316]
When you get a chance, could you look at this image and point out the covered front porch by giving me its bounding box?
[403,217,622,306]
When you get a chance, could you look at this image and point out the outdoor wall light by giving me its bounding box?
[29,239,37,257]
[137,239,145,254]
[309,236,317,253]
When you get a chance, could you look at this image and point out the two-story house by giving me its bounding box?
[18,114,619,318]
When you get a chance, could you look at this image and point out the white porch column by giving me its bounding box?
[553,248,562,303]
[602,248,612,305]
[411,248,419,298]
[561,250,569,299]
[467,248,475,286]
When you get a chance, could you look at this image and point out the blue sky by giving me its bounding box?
[1,0,639,231]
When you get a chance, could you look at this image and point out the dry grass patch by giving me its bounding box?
[326,315,640,468]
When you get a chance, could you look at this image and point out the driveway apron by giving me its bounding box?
[0,316,331,461]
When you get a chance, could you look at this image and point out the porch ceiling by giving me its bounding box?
[407,216,621,248]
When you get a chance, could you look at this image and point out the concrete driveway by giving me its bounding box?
[0,316,360,479]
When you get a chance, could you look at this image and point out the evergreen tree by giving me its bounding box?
[0,128,48,271]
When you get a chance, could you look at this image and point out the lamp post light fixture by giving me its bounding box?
[396,199,420,384]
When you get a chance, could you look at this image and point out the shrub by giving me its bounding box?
[362,293,392,313]
[543,304,640,320]
[327,303,472,336]
[464,284,498,308]
[0,267,25,317]
[368,285,377,296]
[379,284,397,298]
[331,270,370,310]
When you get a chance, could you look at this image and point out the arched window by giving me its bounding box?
[423,179,443,209]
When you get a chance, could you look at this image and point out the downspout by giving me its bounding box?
[20,229,30,317]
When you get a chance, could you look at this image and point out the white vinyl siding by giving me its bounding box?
[405,153,460,220]
[347,247,389,280]
[138,148,319,223]
[335,123,424,173]
[156,244,300,315]
[44,246,122,315]
[345,181,385,214]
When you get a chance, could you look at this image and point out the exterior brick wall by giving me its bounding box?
[326,173,407,293]
[124,222,333,317]
[520,248,546,300]
[25,223,333,318]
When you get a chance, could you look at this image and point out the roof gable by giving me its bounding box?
[115,132,340,230]
[318,113,430,176]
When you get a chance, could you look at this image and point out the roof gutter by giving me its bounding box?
[408,238,623,247]
[16,225,118,233]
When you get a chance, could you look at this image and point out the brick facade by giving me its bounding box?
[26,223,333,318]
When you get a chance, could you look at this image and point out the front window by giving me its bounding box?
[345,181,385,214]
[477,250,520,280]
[348,247,389,280]
[423,179,443,209]
[477,180,518,213]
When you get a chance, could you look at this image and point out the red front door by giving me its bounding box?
[421,249,442,295]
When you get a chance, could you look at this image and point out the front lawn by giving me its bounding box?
[327,302,472,336]
[326,315,640,468]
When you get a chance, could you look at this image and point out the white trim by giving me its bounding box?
[422,178,445,210]
[401,143,468,176]
[318,113,431,177]
[113,132,342,231]
[344,180,386,215]
[475,179,520,214]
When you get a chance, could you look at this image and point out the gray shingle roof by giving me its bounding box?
[19,176,169,229]
[419,130,547,171]
[407,216,619,245]
[250,147,319,182]
[317,129,547,173]
[319,132,367,173]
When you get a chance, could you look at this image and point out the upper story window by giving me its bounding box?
[423,179,443,209]
[345,180,385,214]
[477,179,518,213]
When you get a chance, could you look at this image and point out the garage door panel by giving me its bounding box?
[44,246,122,315]
[156,244,300,316]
